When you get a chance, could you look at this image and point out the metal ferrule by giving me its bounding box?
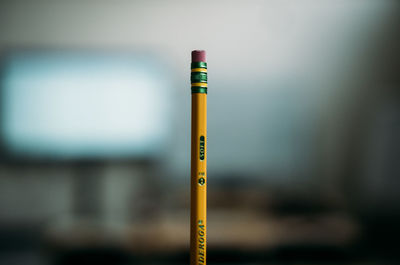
[191,62,207,94]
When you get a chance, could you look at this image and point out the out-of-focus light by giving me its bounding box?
[1,51,171,159]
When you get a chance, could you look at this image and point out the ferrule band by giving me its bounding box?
[191,62,207,69]
[191,68,207,73]
[191,87,207,94]
[191,72,207,83]
[191,83,207,87]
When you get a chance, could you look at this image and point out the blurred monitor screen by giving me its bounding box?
[0,51,171,160]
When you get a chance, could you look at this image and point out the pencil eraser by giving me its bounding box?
[192,50,206,62]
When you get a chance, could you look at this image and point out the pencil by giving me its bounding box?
[190,50,207,265]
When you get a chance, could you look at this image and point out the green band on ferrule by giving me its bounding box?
[191,72,207,83]
[191,87,207,94]
[191,62,207,69]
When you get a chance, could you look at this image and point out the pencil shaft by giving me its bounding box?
[190,93,207,265]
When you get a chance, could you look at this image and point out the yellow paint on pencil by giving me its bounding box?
[191,93,207,265]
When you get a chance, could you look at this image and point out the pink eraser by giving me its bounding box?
[192,50,206,62]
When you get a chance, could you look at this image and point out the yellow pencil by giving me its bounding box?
[190,50,207,265]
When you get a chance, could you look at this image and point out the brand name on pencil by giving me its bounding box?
[198,220,205,265]
[199,136,205,160]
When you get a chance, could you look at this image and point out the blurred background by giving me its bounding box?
[0,0,399,264]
